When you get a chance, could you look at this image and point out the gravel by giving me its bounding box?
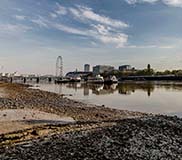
[0,83,146,121]
[1,83,180,159]
[1,115,182,160]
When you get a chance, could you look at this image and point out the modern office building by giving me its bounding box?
[93,65,114,75]
[84,64,90,72]
[119,65,132,71]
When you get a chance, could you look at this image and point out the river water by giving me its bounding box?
[30,81,182,116]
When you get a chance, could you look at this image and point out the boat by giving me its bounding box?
[55,76,82,83]
[87,75,104,84]
[55,77,70,84]
[104,76,118,84]
[69,76,81,82]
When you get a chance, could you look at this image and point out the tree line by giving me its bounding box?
[101,64,182,77]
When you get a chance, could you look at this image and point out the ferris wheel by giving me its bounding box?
[56,56,63,78]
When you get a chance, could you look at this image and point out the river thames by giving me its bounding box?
[28,81,182,117]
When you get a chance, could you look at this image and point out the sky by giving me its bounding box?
[0,0,182,75]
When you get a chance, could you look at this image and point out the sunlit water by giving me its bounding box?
[29,81,182,117]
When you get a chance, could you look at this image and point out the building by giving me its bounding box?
[119,65,132,71]
[93,65,114,75]
[66,71,92,79]
[84,64,90,72]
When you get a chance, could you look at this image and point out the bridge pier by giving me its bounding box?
[48,77,52,83]
[36,77,40,83]
[23,77,26,83]
[10,77,13,83]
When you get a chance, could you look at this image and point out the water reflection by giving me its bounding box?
[58,81,182,97]
[117,82,155,97]
[65,83,118,95]
[30,81,182,115]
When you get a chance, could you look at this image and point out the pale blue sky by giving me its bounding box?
[0,0,182,75]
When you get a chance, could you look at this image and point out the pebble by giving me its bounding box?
[1,116,182,159]
[0,83,157,159]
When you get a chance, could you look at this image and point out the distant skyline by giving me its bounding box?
[0,0,182,75]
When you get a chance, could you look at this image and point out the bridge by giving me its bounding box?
[0,56,64,84]
[0,75,59,84]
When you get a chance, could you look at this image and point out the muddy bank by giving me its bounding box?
[0,109,74,134]
[0,82,147,122]
[0,82,166,160]
[1,115,182,160]
[0,82,147,136]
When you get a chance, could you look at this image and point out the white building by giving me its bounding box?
[93,65,114,75]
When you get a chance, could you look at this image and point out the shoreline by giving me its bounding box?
[0,82,147,135]
[0,82,147,120]
[1,82,182,159]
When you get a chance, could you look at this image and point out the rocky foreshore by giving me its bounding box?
[1,115,182,159]
[0,82,182,159]
[0,82,146,121]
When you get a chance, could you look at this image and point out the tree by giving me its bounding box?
[163,70,171,75]
[147,64,151,72]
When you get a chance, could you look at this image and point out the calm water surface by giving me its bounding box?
[30,81,182,116]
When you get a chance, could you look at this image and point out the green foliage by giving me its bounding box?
[136,69,154,76]
[99,65,182,77]
[155,70,182,76]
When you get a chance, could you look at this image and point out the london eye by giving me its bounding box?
[56,56,63,78]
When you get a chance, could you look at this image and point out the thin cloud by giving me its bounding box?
[49,4,66,19]
[14,15,26,20]
[125,0,158,4]
[47,3,129,47]
[69,5,129,28]
[52,23,88,36]
[49,13,57,18]
[29,4,129,48]
[52,4,128,28]
[0,24,31,36]
[125,44,175,49]
[91,24,110,35]
[125,0,182,7]
[99,34,128,48]
[158,45,175,49]
[164,0,182,7]
[55,3,67,15]
[31,17,48,28]
[91,24,128,47]
[13,8,22,12]
[52,23,128,48]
